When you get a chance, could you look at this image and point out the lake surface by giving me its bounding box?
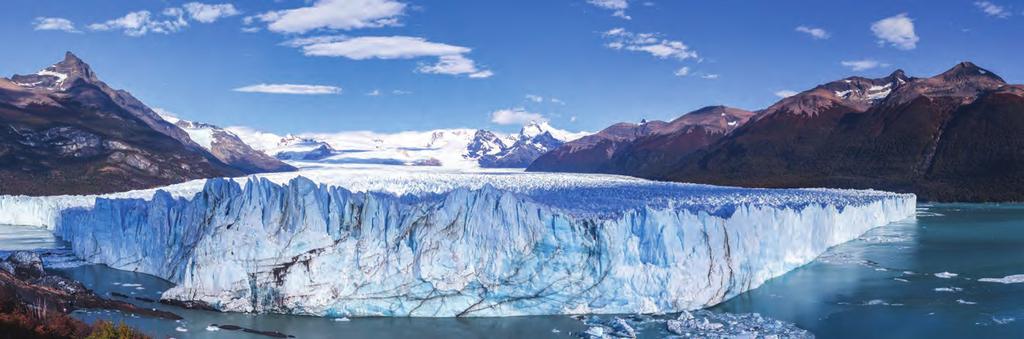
[3,204,1023,338]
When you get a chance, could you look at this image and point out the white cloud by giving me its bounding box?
[570,116,577,122]
[795,25,829,39]
[871,13,919,50]
[975,1,1011,18]
[701,74,719,80]
[490,108,546,125]
[674,66,690,77]
[602,27,698,60]
[293,36,467,59]
[774,90,799,98]
[392,89,412,95]
[551,98,566,105]
[288,35,492,78]
[525,94,544,102]
[841,59,888,71]
[366,89,381,96]
[588,0,631,19]
[255,0,405,34]
[183,2,241,23]
[233,83,342,95]
[417,54,492,78]
[33,17,79,33]
[88,10,188,36]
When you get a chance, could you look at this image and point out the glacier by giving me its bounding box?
[0,167,915,317]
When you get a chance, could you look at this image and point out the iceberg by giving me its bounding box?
[0,168,915,317]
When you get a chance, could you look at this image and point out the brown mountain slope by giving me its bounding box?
[665,62,1024,201]
[527,105,755,173]
[0,53,247,195]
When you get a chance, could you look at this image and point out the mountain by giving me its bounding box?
[0,52,275,195]
[159,115,296,173]
[229,121,587,169]
[528,106,756,174]
[533,62,1024,202]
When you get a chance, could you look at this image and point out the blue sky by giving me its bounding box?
[1,0,1022,134]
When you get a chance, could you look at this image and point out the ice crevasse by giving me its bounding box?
[0,169,916,317]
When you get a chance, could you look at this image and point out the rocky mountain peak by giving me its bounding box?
[935,61,1005,84]
[9,51,98,91]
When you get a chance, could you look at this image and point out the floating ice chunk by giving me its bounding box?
[175,327,187,332]
[934,287,962,293]
[334,317,350,322]
[978,274,1024,284]
[956,299,977,305]
[205,325,220,331]
[550,328,560,333]
[934,272,958,279]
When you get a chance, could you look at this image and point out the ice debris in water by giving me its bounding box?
[934,272,958,279]
[664,310,813,338]
[978,274,1024,284]
[580,311,812,338]
[934,287,962,293]
[956,299,977,305]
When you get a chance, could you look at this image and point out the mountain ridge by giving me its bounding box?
[529,62,1024,202]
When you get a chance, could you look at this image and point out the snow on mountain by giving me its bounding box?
[226,121,588,169]
[156,113,295,173]
[0,167,916,317]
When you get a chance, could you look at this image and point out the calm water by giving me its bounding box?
[713,204,1024,338]
[3,204,1024,338]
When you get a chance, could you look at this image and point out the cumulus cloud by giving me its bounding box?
[33,17,79,33]
[525,94,544,102]
[774,90,799,98]
[795,25,829,39]
[88,9,188,36]
[674,66,690,77]
[588,0,631,19]
[701,74,719,80]
[287,35,492,78]
[233,83,342,95]
[183,2,240,23]
[550,98,566,105]
[871,13,919,50]
[841,59,888,71]
[975,1,1011,18]
[366,89,381,96]
[253,0,405,34]
[490,108,546,125]
[87,3,238,36]
[602,27,698,60]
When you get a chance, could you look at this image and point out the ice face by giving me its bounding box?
[1,168,915,317]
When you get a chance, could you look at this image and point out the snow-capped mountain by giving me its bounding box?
[0,52,250,195]
[228,121,588,169]
[158,115,295,173]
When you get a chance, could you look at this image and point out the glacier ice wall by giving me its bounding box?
[6,172,916,317]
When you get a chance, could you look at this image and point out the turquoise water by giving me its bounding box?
[713,204,1024,338]
[3,204,1024,338]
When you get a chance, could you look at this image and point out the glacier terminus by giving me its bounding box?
[0,167,915,318]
